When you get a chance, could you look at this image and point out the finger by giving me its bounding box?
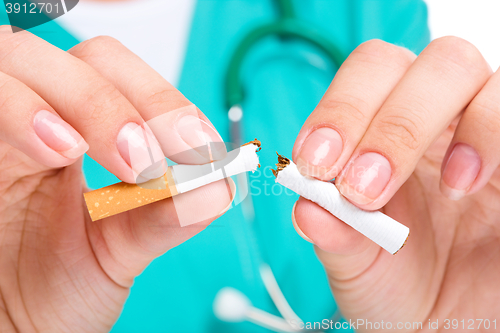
[0,27,164,183]
[0,72,88,167]
[440,66,500,200]
[292,40,416,180]
[336,37,492,209]
[87,178,235,287]
[68,36,226,164]
[292,197,380,280]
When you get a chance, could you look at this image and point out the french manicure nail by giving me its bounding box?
[218,178,237,216]
[33,110,89,159]
[296,127,343,178]
[176,115,226,160]
[441,143,481,200]
[337,153,391,205]
[117,122,166,183]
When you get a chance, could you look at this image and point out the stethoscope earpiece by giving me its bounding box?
[213,287,251,322]
[213,286,305,333]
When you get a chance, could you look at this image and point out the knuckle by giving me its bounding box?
[0,77,19,110]
[427,36,488,74]
[354,39,415,68]
[356,39,392,55]
[141,84,187,111]
[88,35,120,44]
[392,45,417,66]
[84,35,122,49]
[0,27,37,60]
[0,25,22,42]
[70,35,123,59]
[468,98,500,133]
[75,78,125,123]
[319,95,368,124]
[1,76,25,101]
[375,111,424,151]
[145,87,179,107]
[0,25,13,35]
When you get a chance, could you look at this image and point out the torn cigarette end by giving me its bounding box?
[271,153,290,178]
[242,138,262,151]
[273,154,410,255]
[84,140,261,221]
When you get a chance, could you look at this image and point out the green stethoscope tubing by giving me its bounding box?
[225,0,347,109]
[220,1,347,331]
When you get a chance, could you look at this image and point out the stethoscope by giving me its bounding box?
[213,0,346,331]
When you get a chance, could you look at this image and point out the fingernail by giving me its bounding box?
[337,153,391,205]
[218,178,237,216]
[176,115,226,161]
[117,122,167,183]
[291,202,313,243]
[441,143,481,200]
[296,127,343,178]
[33,110,89,159]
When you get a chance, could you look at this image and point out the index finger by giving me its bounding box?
[0,27,153,183]
[68,36,227,165]
[292,40,416,180]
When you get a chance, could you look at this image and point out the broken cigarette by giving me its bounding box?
[84,140,261,221]
[273,154,409,254]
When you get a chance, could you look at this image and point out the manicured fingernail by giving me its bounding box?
[33,110,89,159]
[291,202,313,243]
[176,115,226,160]
[117,122,167,183]
[218,178,237,217]
[296,127,343,178]
[337,153,391,205]
[440,143,480,200]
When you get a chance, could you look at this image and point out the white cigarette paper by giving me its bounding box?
[171,143,260,193]
[275,159,409,254]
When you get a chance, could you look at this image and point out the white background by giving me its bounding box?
[425,0,500,70]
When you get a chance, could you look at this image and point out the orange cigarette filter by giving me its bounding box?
[84,168,178,221]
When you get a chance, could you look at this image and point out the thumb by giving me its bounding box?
[292,190,436,326]
[292,197,381,282]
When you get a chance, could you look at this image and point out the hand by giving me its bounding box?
[0,27,232,332]
[292,38,499,331]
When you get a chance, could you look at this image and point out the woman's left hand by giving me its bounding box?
[292,37,500,330]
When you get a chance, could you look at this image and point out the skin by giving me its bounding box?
[293,38,500,332]
[0,8,499,333]
[0,27,233,332]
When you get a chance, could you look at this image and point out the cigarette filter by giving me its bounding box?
[273,154,409,254]
[84,141,261,221]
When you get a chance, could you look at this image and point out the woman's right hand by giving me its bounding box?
[0,27,232,332]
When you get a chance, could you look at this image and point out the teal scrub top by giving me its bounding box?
[0,1,430,332]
